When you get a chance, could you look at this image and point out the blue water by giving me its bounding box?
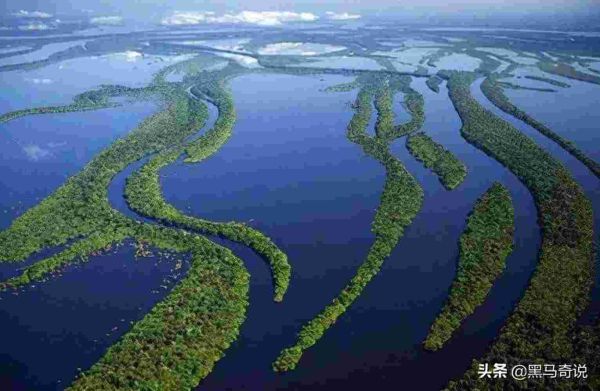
[472,77,600,229]
[156,74,538,390]
[158,73,390,390]
[503,75,600,161]
[107,99,219,224]
[0,52,188,113]
[251,78,539,391]
[0,241,191,390]
[0,101,158,230]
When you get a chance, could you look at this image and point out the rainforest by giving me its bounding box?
[0,4,599,391]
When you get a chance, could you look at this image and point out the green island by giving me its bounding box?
[385,78,425,140]
[323,78,360,92]
[406,132,467,190]
[424,182,514,351]
[481,76,600,179]
[444,71,594,389]
[523,75,571,88]
[538,61,600,85]
[496,80,556,92]
[124,69,290,302]
[0,85,159,124]
[426,75,443,93]
[68,226,249,390]
[0,88,202,265]
[272,75,424,372]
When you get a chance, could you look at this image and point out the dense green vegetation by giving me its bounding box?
[0,89,203,264]
[406,132,467,190]
[0,85,159,124]
[323,79,360,92]
[424,183,514,350]
[0,59,293,387]
[523,75,571,88]
[496,80,556,92]
[482,76,600,179]
[465,49,505,76]
[445,72,594,389]
[538,61,600,85]
[125,74,290,302]
[68,226,249,390]
[374,85,395,139]
[570,315,600,389]
[0,81,257,389]
[426,75,443,93]
[383,79,425,140]
[185,80,236,163]
[273,77,424,372]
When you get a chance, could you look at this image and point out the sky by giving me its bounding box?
[1,0,599,27]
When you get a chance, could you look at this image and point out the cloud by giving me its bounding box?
[173,38,250,51]
[23,145,52,161]
[123,51,142,61]
[18,23,53,31]
[13,10,53,19]
[215,52,260,68]
[26,78,53,84]
[210,11,318,26]
[161,11,318,26]
[161,11,213,25]
[107,51,143,62]
[258,42,346,56]
[90,16,124,25]
[325,12,361,20]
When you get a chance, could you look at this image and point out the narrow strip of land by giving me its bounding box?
[481,76,600,179]
[406,132,467,190]
[445,71,593,389]
[424,182,514,350]
[273,76,424,372]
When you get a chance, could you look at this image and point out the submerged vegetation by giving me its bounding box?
[445,72,594,389]
[273,75,424,372]
[424,183,514,350]
[68,227,249,390]
[406,132,467,190]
